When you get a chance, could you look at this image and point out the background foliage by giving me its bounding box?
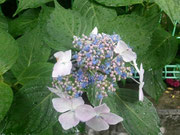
[0,0,179,134]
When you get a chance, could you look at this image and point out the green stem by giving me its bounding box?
[172,21,178,36]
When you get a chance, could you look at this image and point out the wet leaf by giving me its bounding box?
[2,78,59,134]
[0,29,19,75]
[104,88,161,135]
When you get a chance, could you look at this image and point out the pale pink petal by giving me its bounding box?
[139,63,144,82]
[63,50,71,62]
[59,111,79,130]
[52,61,72,77]
[114,40,128,55]
[48,87,67,98]
[100,113,123,125]
[121,51,137,62]
[75,104,96,122]
[61,61,72,76]
[52,98,71,113]
[71,97,84,109]
[54,51,64,60]
[94,103,110,114]
[86,117,109,131]
[139,82,144,101]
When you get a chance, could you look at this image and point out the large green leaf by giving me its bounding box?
[73,0,117,30]
[144,69,166,101]
[0,82,13,122]
[0,29,19,75]
[2,78,59,134]
[14,0,52,16]
[9,9,39,37]
[17,62,53,85]
[104,88,161,135]
[45,0,94,50]
[141,27,178,70]
[11,26,51,78]
[154,0,180,24]
[103,14,152,59]
[95,0,143,7]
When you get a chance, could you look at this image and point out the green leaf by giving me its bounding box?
[154,0,180,24]
[72,0,117,30]
[14,0,52,16]
[3,71,17,86]
[11,26,51,78]
[17,62,53,85]
[0,29,19,75]
[0,82,13,122]
[0,0,6,4]
[0,10,8,31]
[2,78,59,134]
[45,0,94,50]
[144,69,166,101]
[95,0,143,7]
[103,14,152,59]
[86,86,99,106]
[8,9,39,37]
[104,88,161,135]
[141,27,178,70]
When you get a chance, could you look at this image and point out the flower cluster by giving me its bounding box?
[49,27,145,131]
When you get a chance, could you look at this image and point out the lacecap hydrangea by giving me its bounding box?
[48,27,145,131]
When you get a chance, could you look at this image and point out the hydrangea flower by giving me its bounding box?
[52,97,95,130]
[76,103,123,131]
[139,63,144,101]
[52,50,72,77]
[114,40,137,62]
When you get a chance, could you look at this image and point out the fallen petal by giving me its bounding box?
[100,113,123,125]
[52,98,71,113]
[86,117,109,131]
[75,104,96,122]
[59,111,79,130]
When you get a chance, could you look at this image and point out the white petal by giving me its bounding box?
[54,50,71,63]
[54,51,64,59]
[59,111,79,130]
[52,98,71,113]
[139,63,144,82]
[100,113,123,125]
[94,103,110,114]
[114,40,128,55]
[86,117,109,131]
[48,87,67,98]
[71,97,84,110]
[121,50,137,62]
[139,82,144,101]
[52,61,72,77]
[91,27,98,35]
[63,50,72,62]
[75,104,96,122]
